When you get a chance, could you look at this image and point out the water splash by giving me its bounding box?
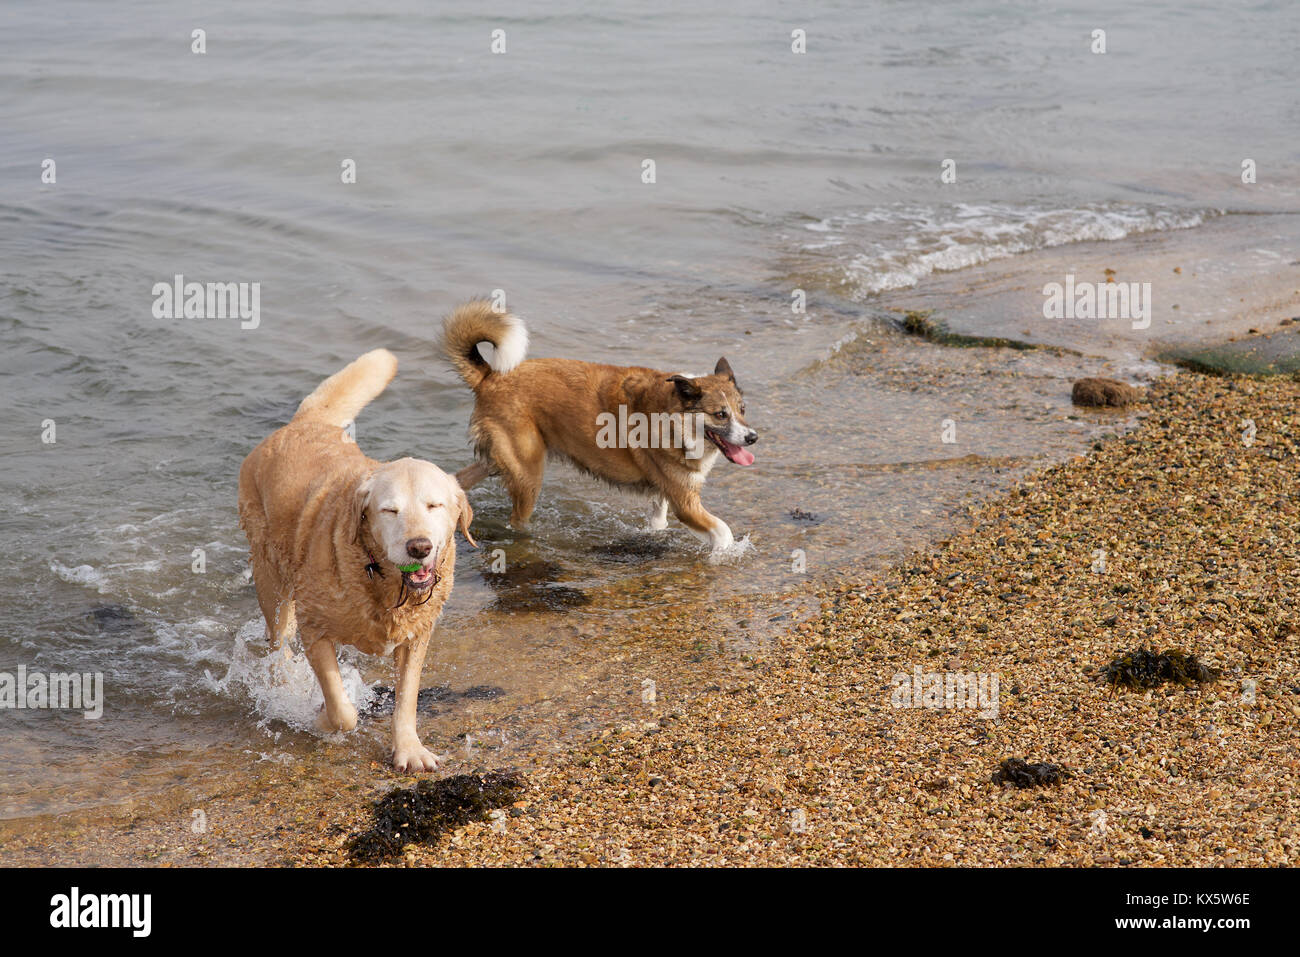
[202,619,375,734]
[707,534,756,566]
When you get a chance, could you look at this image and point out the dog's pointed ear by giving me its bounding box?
[667,374,703,402]
[351,473,374,546]
[714,357,736,384]
[454,481,477,548]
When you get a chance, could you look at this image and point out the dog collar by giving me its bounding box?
[364,549,384,580]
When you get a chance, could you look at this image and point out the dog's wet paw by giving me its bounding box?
[315,701,358,733]
[392,743,440,773]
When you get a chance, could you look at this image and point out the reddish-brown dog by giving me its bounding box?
[442,301,757,553]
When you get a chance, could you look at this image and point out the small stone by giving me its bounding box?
[1072,377,1141,408]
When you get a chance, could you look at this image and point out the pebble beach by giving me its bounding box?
[407,371,1299,868]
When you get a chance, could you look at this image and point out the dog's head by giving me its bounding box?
[352,458,475,593]
[667,357,757,465]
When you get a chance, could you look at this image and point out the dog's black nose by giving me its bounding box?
[406,537,433,559]
[744,431,758,445]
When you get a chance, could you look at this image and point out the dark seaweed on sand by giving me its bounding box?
[1099,647,1219,690]
[899,310,1039,351]
[347,771,525,862]
[992,758,1070,788]
[361,684,505,718]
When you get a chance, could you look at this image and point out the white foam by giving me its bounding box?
[804,202,1217,300]
[50,561,110,593]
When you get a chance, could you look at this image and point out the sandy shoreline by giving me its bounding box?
[4,369,1297,867]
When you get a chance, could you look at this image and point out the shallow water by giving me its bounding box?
[2,0,1299,823]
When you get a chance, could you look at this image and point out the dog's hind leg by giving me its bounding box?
[647,494,669,531]
[505,455,545,529]
[491,427,546,528]
[272,601,297,654]
[249,548,296,649]
[455,459,494,491]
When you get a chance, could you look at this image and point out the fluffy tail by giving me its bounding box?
[441,300,528,390]
[292,348,398,427]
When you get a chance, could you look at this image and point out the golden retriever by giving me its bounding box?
[238,349,474,771]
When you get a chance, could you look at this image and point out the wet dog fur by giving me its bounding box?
[238,349,475,771]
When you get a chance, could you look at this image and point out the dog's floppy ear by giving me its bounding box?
[667,374,702,403]
[454,481,477,548]
[714,356,736,384]
[350,472,375,546]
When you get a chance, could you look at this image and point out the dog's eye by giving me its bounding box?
[714,410,728,420]
[426,503,443,510]
[740,403,746,415]
[381,507,399,514]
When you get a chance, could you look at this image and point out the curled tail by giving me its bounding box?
[292,348,398,427]
[441,299,528,390]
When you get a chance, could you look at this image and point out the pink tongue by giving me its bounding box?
[719,440,755,466]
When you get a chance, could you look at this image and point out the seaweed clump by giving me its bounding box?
[1098,647,1219,690]
[992,758,1071,788]
[347,771,525,863]
[899,310,1039,351]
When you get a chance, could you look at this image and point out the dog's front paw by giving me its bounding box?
[392,742,440,773]
[708,522,735,553]
[314,700,358,733]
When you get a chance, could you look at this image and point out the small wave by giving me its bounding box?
[49,561,110,593]
[800,202,1218,300]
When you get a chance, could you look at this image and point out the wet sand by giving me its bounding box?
[4,367,1296,866]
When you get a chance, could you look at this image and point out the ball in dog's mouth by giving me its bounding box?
[706,429,755,466]
[398,562,436,591]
